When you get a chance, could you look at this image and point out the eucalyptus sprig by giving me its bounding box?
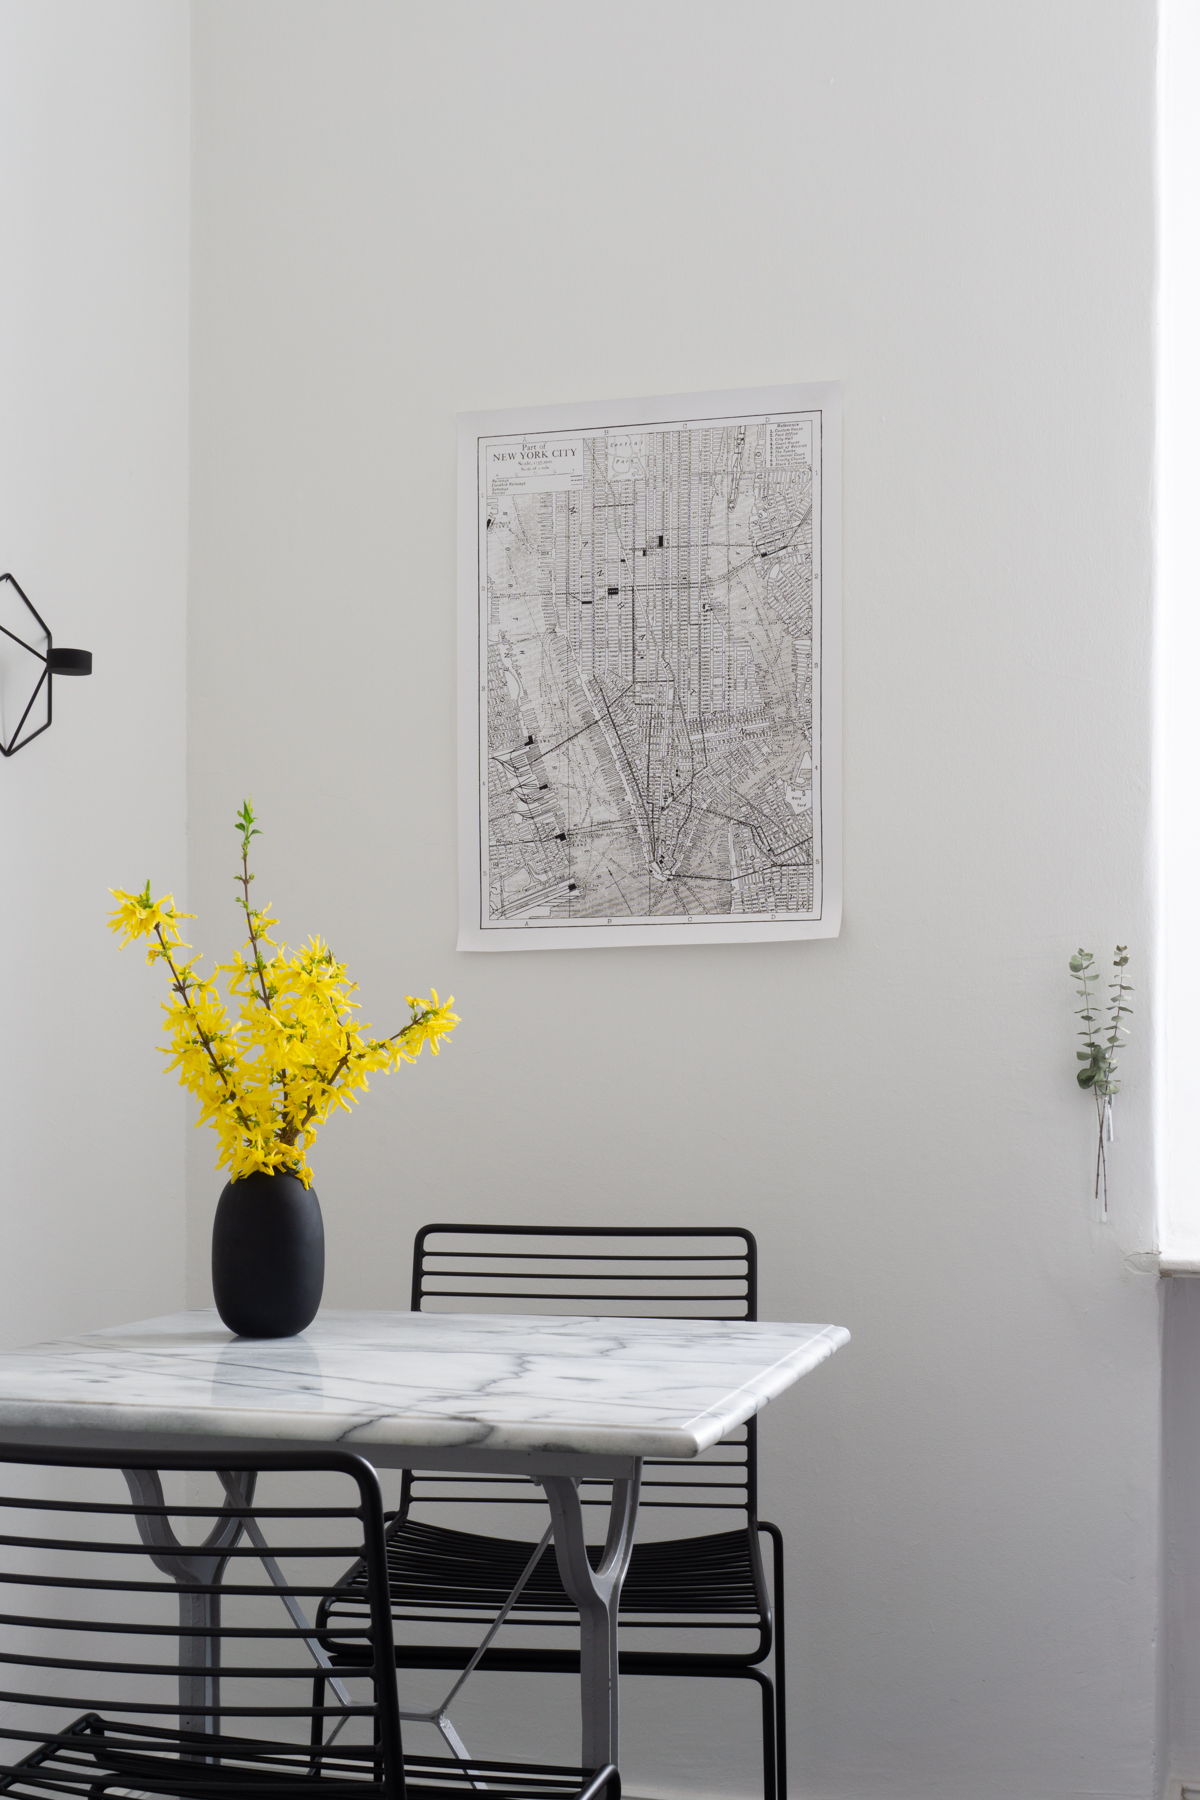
[1068,945,1133,1216]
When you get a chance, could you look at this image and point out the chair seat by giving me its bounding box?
[401,1754,618,1798]
[3,1715,617,1800]
[322,1518,768,1659]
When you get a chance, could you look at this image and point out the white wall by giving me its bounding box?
[0,0,191,1347]
[186,4,1162,1796]
[1157,0,1200,1268]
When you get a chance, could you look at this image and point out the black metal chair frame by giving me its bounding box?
[0,1441,619,1800]
[317,1225,787,1799]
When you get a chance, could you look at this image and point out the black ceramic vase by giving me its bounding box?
[211,1170,325,1338]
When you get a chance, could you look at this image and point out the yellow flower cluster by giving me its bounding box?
[108,803,458,1187]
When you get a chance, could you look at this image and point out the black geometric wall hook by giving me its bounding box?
[0,572,93,757]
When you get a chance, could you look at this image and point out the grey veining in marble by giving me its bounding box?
[0,1310,849,1458]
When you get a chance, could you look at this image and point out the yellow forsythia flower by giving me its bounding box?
[108,802,458,1186]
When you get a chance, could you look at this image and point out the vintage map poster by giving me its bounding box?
[457,385,841,950]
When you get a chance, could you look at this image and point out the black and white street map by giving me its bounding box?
[457,385,841,950]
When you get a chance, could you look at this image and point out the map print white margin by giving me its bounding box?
[457,384,841,952]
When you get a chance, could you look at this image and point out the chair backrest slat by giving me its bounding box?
[0,1445,405,1800]
[408,1225,758,1529]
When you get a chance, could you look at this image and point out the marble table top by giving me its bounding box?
[0,1309,849,1459]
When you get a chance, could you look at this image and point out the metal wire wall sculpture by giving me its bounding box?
[0,571,92,756]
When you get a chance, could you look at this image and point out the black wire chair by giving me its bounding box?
[316,1226,787,1799]
[0,1443,618,1800]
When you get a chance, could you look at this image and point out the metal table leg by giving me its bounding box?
[121,1466,255,1745]
[541,1463,642,1771]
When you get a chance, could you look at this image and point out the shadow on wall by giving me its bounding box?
[1166,1278,1200,1790]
